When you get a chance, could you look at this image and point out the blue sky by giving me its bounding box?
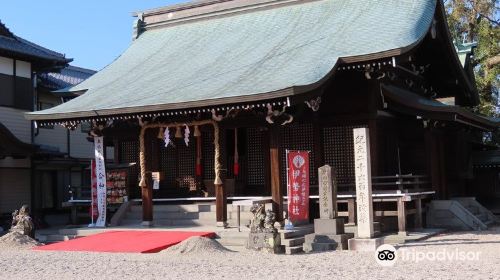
[0,0,187,71]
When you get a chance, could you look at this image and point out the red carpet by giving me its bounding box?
[34,231,216,253]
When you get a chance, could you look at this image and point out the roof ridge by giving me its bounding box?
[15,36,66,58]
[66,65,97,74]
[135,0,311,32]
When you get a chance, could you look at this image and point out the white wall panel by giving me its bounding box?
[15,60,31,78]
[0,56,13,75]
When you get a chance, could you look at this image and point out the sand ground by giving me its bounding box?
[1,226,499,280]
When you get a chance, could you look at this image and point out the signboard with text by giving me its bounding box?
[287,150,310,224]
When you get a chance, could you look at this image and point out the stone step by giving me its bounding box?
[130,204,254,213]
[280,226,314,239]
[281,237,305,247]
[126,210,254,220]
[285,245,304,255]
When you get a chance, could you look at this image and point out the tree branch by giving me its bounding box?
[485,54,500,68]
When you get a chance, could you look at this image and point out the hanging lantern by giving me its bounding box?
[175,126,182,138]
[193,125,201,137]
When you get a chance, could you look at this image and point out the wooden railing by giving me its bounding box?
[338,174,431,193]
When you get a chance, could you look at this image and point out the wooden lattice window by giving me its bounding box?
[120,141,139,197]
[279,123,317,188]
[159,132,197,188]
[322,125,366,186]
[160,139,177,188]
[201,127,215,180]
[247,127,265,186]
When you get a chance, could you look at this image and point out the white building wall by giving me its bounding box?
[15,60,31,78]
[0,56,14,75]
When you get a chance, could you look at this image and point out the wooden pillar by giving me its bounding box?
[214,125,227,227]
[215,183,227,225]
[397,197,407,235]
[269,126,283,222]
[414,198,423,229]
[141,129,154,225]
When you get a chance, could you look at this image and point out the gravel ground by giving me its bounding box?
[1,226,499,280]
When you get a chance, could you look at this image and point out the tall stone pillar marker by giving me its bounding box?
[348,127,383,251]
[303,165,350,252]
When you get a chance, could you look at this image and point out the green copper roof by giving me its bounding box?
[27,0,437,121]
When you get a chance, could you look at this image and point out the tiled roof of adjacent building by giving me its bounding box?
[0,20,71,66]
[38,65,96,91]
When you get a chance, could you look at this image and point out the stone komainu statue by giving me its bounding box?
[248,204,277,233]
[11,204,35,238]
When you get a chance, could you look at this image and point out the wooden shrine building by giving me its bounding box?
[26,0,499,229]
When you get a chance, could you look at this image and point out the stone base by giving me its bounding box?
[246,232,281,253]
[348,237,383,251]
[303,233,352,253]
[314,218,345,234]
[216,221,228,228]
[141,221,154,227]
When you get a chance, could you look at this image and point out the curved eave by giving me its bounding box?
[25,43,422,122]
[381,84,499,131]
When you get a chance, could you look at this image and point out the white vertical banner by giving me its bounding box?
[94,136,107,227]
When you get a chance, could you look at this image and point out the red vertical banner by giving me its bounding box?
[287,150,310,224]
[90,160,98,221]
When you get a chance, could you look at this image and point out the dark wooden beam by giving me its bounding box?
[215,127,227,226]
[215,183,227,225]
[142,129,154,224]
